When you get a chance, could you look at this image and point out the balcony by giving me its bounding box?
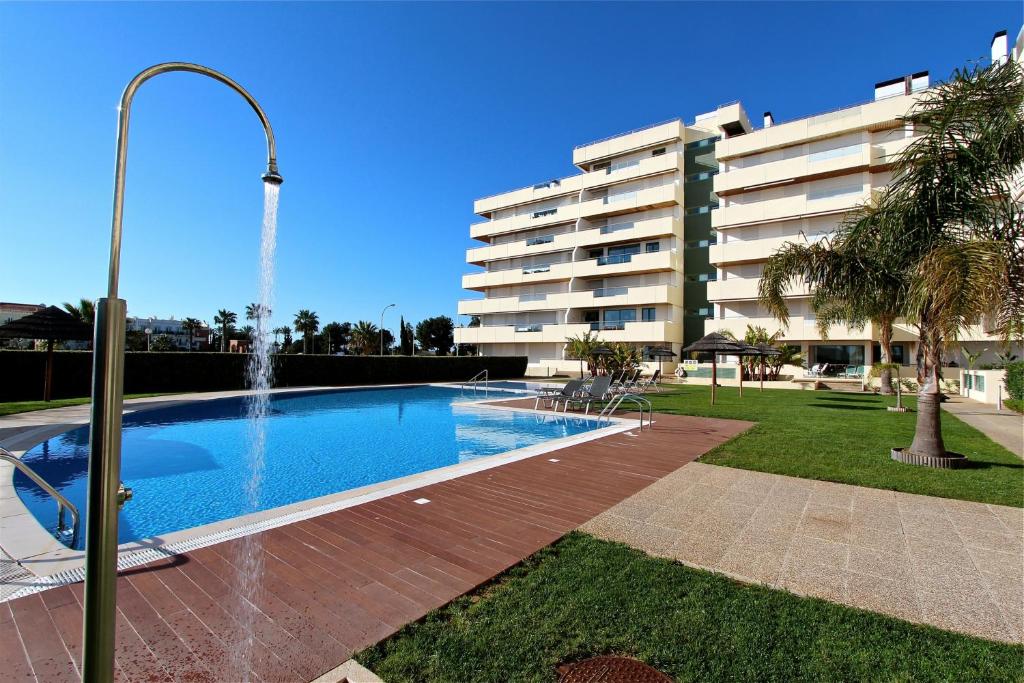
[714,145,871,196]
[706,276,810,302]
[470,204,580,240]
[569,284,682,309]
[474,175,584,217]
[462,261,574,291]
[712,188,869,229]
[578,183,683,221]
[466,231,576,264]
[580,152,683,190]
[572,249,680,279]
[715,93,920,161]
[454,320,681,345]
[708,316,875,342]
[870,136,915,168]
[573,119,685,167]
[458,291,571,316]
[709,233,813,266]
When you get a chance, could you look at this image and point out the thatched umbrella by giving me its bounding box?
[0,306,93,401]
[648,346,677,378]
[682,333,745,405]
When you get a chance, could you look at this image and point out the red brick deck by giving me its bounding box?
[2,411,751,682]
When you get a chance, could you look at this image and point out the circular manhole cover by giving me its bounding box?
[557,656,672,683]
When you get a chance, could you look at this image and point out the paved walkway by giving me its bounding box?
[582,462,1023,644]
[942,395,1023,457]
[1,412,751,682]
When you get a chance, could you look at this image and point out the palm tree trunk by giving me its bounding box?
[878,317,895,395]
[908,331,947,458]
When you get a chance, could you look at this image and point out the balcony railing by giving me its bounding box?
[599,220,635,235]
[597,253,634,266]
[603,191,637,205]
[525,234,555,246]
[514,324,544,333]
[519,293,548,302]
[522,265,552,274]
[591,286,629,298]
[532,208,558,219]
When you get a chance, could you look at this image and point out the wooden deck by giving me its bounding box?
[2,409,751,682]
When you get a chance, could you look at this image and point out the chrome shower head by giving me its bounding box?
[262,162,283,185]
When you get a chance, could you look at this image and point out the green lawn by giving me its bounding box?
[642,386,1022,508]
[0,394,173,417]
[358,533,1022,682]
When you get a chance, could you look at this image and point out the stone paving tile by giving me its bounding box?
[584,462,1024,645]
[845,572,922,622]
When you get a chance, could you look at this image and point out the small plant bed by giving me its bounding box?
[644,386,1022,507]
[357,533,1022,682]
[1004,399,1022,414]
[0,393,173,417]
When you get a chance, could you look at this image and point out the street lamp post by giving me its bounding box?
[380,303,395,355]
[144,327,152,352]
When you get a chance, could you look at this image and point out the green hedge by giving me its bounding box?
[0,351,527,402]
[1005,361,1024,401]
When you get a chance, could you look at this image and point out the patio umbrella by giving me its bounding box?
[732,345,766,398]
[648,346,677,378]
[682,332,745,405]
[0,306,93,401]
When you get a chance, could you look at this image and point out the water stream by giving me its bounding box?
[235,180,279,677]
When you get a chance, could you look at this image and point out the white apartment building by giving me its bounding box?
[458,27,1022,375]
[709,29,1021,370]
[455,107,749,375]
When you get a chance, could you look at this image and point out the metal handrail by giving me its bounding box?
[465,369,489,392]
[597,393,653,430]
[0,447,79,545]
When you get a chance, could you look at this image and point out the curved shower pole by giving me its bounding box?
[84,62,282,682]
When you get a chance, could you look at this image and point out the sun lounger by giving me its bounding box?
[563,376,613,414]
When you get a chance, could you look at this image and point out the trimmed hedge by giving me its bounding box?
[0,351,527,402]
[1005,361,1024,401]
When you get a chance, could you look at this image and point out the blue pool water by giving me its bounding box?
[14,386,600,549]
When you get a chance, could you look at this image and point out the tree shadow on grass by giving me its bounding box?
[815,395,879,403]
[812,402,882,411]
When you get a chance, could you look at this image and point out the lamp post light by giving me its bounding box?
[380,303,395,356]
[144,327,152,352]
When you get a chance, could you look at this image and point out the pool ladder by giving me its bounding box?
[0,446,80,546]
[597,393,654,431]
[464,369,489,393]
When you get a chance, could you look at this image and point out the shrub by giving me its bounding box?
[0,351,527,401]
[1005,361,1024,401]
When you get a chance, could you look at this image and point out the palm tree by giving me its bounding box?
[293,310,320,354]
[565,331,603,378]
[759,212,908,394]
[245,303,271,321]
[874,61,1024,460]
[62,298,95,325]
[349,320,379,356]
[213,309,237,352]
[180,317,202,352]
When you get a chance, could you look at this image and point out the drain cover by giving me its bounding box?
[557,656,672,683]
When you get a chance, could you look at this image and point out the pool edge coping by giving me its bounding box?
[1,383,633,600]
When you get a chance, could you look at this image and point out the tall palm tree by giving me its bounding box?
[759,212,908,394]
[62,298,96,325]
[245,303,271,321]
[349,320,379,356]
[869,60,1024,460]
[293,310,320,354]
[213,309,237,352]
[180,317,202,352]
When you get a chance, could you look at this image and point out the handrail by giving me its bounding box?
[597,393,653,430]
[464,369,489,392]
[0,447,80,545]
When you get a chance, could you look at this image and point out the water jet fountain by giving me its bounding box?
[84,62,281,682]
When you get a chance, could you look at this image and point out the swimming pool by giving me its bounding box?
[13,386,603,550]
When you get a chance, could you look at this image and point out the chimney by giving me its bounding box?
[763,111,774,128]
[992,30,1008,65]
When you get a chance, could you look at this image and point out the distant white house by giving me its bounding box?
[126,316,210,351]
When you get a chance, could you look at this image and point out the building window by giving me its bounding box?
[645,242,660,253]
[532,208,557,218]
[592,161,610,171]
[685,136,719,149]
[642,307,656,321]
[651,147,666,156]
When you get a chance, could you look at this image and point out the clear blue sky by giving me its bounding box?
[1,1,1019,335]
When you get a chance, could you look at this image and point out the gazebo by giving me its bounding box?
[0,306,93,401]
[647,346,677,378]
[682,332,745,405]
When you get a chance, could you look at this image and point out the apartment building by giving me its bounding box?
[458,28,1021,375]
[455,107,748,375]
[708,29,1020,370]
